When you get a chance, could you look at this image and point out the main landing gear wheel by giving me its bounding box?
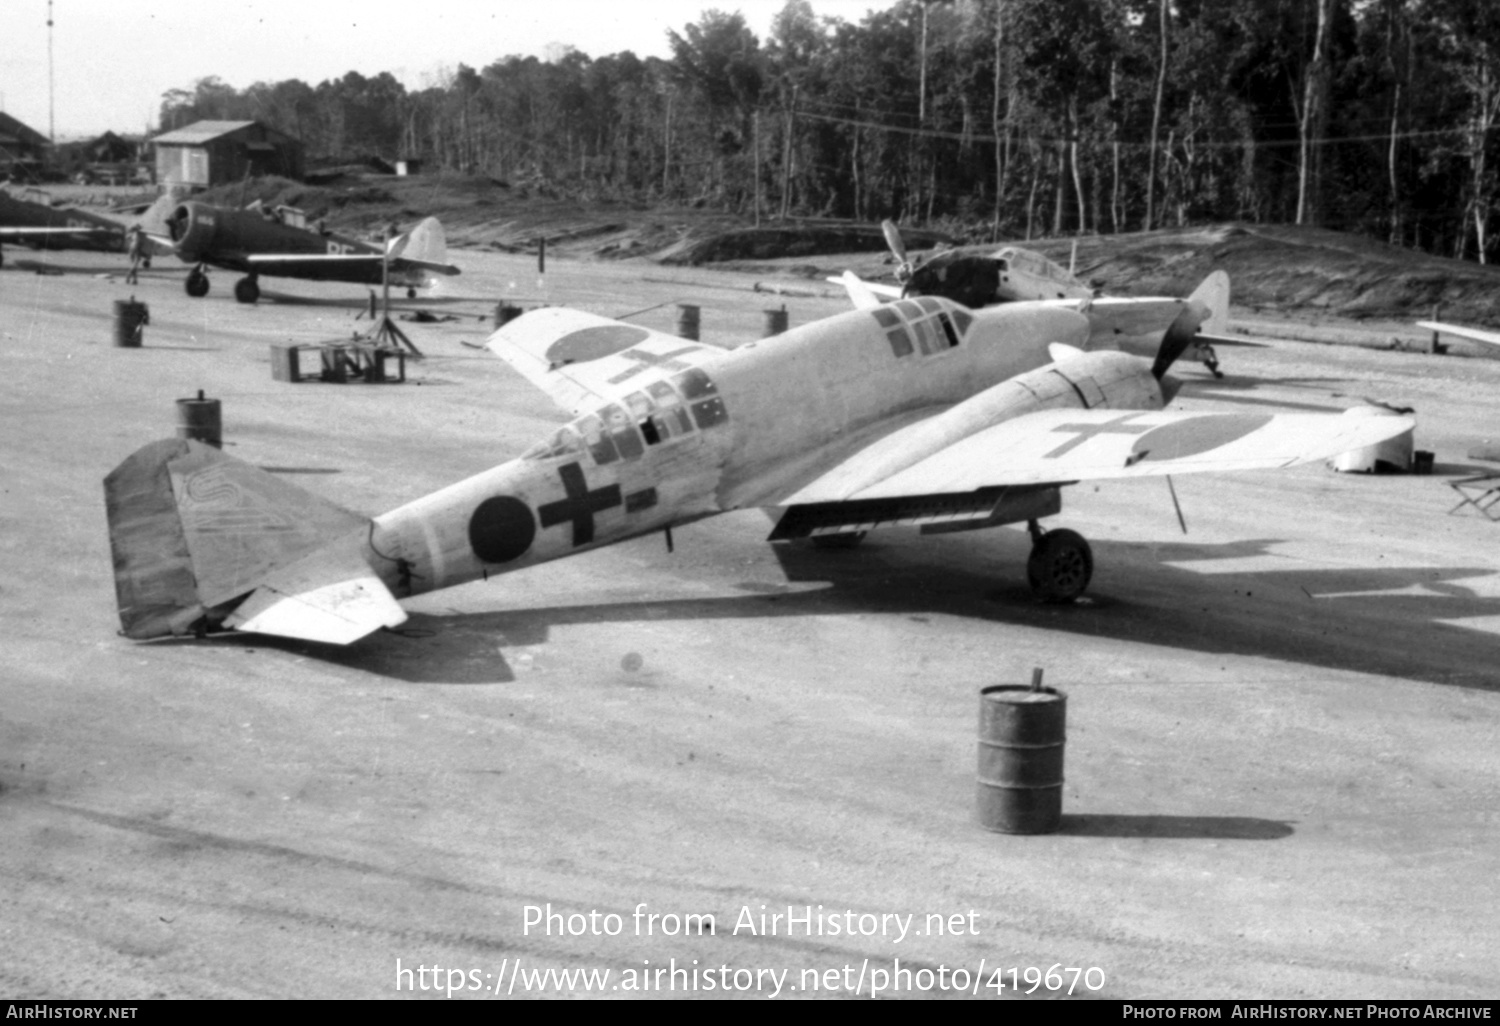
[811,531,866,549]
[234,276,260,304]
[1026,523,1093,603]
[185,268,209,297]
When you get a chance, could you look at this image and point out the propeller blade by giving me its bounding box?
[1151,303,1206,381]
[881,219,914,281]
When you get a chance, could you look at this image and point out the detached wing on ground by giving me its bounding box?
[487,307,723,415]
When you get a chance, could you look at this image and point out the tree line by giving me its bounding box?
[158,0,1500,264]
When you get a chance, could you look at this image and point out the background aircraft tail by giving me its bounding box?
[1188,270,1231,338]
[104,438,403,642]
[390,216,458,274]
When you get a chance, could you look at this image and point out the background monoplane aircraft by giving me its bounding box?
[149,199,460,302]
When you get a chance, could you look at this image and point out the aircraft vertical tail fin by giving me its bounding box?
[392,217,450,267]
[104,439,402,642]
[1188,270,1230,338]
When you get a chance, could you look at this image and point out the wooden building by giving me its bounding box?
[0,112,51,180]
[151,120,304,190]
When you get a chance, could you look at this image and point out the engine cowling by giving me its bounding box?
[165,202,219,261]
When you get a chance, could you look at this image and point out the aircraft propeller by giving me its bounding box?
[1151,302,1211,404]
[881,219,915,284]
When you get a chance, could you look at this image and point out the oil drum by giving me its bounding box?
[976,684,1066,834]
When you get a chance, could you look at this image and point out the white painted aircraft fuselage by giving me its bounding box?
[359,298,1164,601]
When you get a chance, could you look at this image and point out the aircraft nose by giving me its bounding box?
[167,206,190,243]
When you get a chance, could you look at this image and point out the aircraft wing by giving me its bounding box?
[0,226,118,238]
[827,271,901,309]
[782,408,1415,505]
[1417,320,1500,348]
[487,307,722,415]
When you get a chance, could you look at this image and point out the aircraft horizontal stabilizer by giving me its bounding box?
[223,536,406,645]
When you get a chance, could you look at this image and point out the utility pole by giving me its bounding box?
[48,0,56,144]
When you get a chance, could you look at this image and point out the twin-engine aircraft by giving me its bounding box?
[0,186,127,266]
[834,220,1251,376]
[153,199,460,303]
[105,277,1412,646]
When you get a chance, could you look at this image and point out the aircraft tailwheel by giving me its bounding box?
[406,287,417,299]
[1026,527,1093,603]
[234,276,260,304]
[185,269,209,297]
[811,531,866,549]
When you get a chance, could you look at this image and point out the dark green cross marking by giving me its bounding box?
[607,346,703,384]
[1044,413,1152,458]
[538,462,622,547]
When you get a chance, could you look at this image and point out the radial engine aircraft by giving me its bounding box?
[104,278,1412,645]
[0,186,127,266]
[153,200,460,303]
[833,220,1251,376]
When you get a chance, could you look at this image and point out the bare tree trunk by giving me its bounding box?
[992,0,1006,231]
[1052,137,1067,236]
[1145,0,1168,231]
[1025,141,1042,240]
[1069,96,1086,235]
[1296,0,1334,225]
[1110,57,1121,234]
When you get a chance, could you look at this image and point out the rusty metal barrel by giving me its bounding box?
[113,298,148,348]
[676,303,700,341]
[976,683,1066,834]
[494,302,524,327]
[175,390,222,449]
[763,307,789,337]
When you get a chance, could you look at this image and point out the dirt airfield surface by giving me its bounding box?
[2,245,1499,1000]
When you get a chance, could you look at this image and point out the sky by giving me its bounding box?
[3,0,897,141]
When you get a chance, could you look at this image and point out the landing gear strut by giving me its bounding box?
[1026,520,1093,602]
[185,265,209,297]
[234,275,260,304]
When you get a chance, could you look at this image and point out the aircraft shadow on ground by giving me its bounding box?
[229,530,1500,691]
[1057,814,1295,840]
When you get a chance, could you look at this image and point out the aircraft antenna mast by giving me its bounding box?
[47,0,56,144]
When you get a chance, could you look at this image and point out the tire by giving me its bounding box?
[185,271,209,298]
[1026,528,1093,602]
[234,277,260,304]
[406,287,417,299]
[811,531,866,550]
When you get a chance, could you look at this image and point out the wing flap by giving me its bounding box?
[849,409,1417,499]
